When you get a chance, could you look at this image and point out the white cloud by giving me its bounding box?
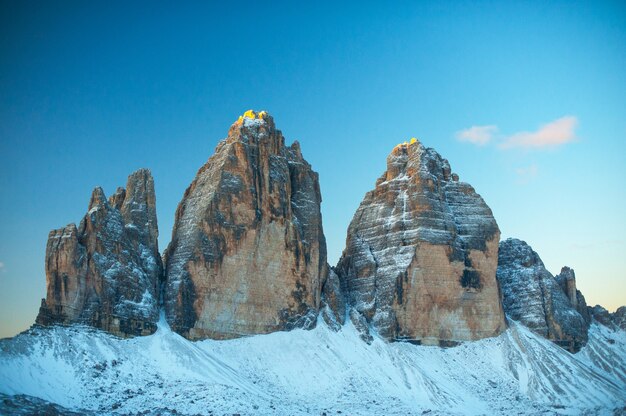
[455,125,498,146]
[0,262,4,272]
[500,116,578,149]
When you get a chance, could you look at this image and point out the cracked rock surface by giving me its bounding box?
[163,111,331,340]
[497,238,589,352]
[337,139,506,344]
[36,169,162,337]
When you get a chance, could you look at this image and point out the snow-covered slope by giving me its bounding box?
[1,316,625,415]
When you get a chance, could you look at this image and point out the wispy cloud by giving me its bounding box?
[0,262,4,272]
[515,164,538,184]
[456,116,578,150]
[499,116,578,149]
[455,125,498,146]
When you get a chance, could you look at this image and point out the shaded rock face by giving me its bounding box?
[496,239,588,352]
[590,305,613,327]
[349,308,373,344]
[613,306,626,330]
[337,140,506,345]
[320,268,346,331]
[36,169,162,337]
[555,266,591,326]
[590,305,626,330]
[164,111,328,340]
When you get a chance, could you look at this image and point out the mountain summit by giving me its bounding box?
[163,111,334,339]
[35,169,162,337]
[337,139,506,344]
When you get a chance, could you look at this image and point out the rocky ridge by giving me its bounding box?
[496,238,589,352]
[590,305,626,331]
[336,139,506,345]
[36,169,162,337]
[30,112,624,349]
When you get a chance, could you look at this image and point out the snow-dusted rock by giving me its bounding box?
[590,305,614,327]
[497,238,589,352]
[337,139,506,344]
[349,307,373,344]
[320,268,346,330]
[590,304,626,330]
[36,169,162,337]
[163,110,329,340]
[555,266,592,326]
[613,306,626,330]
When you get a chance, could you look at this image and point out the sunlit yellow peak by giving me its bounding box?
[236,110,269,124]
[393,138,419,151]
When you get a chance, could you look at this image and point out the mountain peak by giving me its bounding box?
[234,109,273,126]
[394,137,420,148]
[338,133,504,344]
[164,110,329,340]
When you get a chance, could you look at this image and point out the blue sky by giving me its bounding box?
[1,1,625,337]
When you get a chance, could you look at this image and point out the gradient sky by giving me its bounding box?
[1,1,625,338]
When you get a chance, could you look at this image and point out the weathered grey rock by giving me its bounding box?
[590,305,613,327]
[337,139,506,345]
[320,268,346,331]
[590,305,626,330]
[36,169,162,337]
[555,267,577,307]
[349,308,373,344]
[497,238,588,352]
[612,306,626,330]
[163,110,328,340]
[575,290,592,326]
[555,266,591,326]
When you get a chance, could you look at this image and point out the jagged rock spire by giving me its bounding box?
[36,169,162,337]
[163,110,333,340]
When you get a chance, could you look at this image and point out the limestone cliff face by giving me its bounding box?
[496,239,589,352]
[36,169,162,337]
[555,266,591,326]
[163,111,329,340]
[336,139,506,345]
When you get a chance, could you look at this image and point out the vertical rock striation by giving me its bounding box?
[320,268,346,331]
[163,110,329,340]
[36,169,162,337]
[337,139,506,345]
[496,238,589,352]
[555,266,591,326]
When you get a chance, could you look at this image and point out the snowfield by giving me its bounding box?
[0,315,624,415]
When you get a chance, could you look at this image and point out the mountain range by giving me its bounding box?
[1,110,624,415]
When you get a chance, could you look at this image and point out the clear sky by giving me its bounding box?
[1,1,625,338]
